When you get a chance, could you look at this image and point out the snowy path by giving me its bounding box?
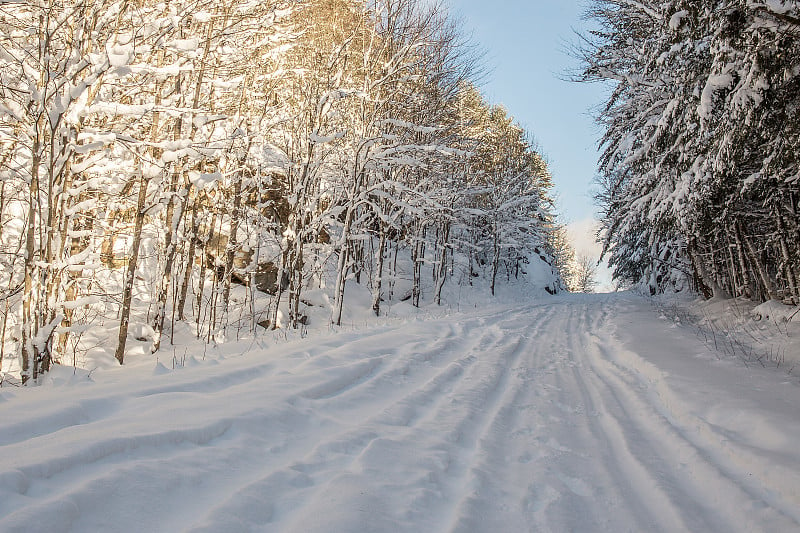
[1,293,800,532]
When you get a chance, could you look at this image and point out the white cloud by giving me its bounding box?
[565,218,602,257]
[565,218,615,292]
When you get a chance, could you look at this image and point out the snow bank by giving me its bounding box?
[651,292,800,371]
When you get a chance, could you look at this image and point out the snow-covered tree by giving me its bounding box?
[0,0,566,384]
[0,0,135,381]
[579,0,800,303]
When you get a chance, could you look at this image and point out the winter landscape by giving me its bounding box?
[2,0,800,531]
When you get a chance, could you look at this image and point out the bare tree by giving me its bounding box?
[573,255,599,293]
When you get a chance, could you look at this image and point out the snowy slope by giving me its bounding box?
[1,292,799,532]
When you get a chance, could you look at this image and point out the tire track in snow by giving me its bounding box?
[461,297,683,532]
[0,321,479,532]
[293,319,474,410]
[447,297,660,532]
[187,314,513,532]
[568,298,691,532]
[0,377,344,533]
[586,338,769,532]
[0,418,237,531]
[0,323,422,451]
[441,303,562,532]
[273,307,556,532]
[585,306,800,531]
[4,294,799,532]
[0,396,127,448]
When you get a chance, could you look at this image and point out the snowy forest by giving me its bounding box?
[0,0,567,385]
[3,3,800,530]
[579,0,800,302]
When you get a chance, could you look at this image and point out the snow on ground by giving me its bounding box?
[650,292,800,374]
[1,292,800,532]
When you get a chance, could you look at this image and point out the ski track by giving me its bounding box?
[1,293,799,532]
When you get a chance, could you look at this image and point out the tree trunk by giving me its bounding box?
[491,226,500,297]
[434,221,450,305]
[151,171,182,353]
[742,229,777,301]
[372,225,386,316]
[288,241,304,329]
[174,18,214,323]
[195,212,216,338]
[21,138,42,384]
[725,242,739,298]
[271,245,289,330]
[388,239,399,302]
[114,174,148,365]
[0,177,8,369]
[774,205,798,304]
[708,245,731,299]
[118,51,164,361]
[333,208,354,325]
[412,230,424,308]
[687,238,713,299]
[177,194,200,321]
[222,168,244,318]
[732,222,752,299]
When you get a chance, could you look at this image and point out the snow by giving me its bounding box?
[762,0,799,15]
[169,38,200,52]
[106,46,131,68]
[2,292,800,531]
[309,131,346,144]
[77,132,116,144]
[644,292,799,369]
[380,118,442,135]
[188,170,222,190]
[752,299,800,323]
[60,296,101,310]
[192,12,212,23]
[698,72,735,121]
[669,10,689,31]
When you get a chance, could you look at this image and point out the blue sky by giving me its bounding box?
[447,0,606,224]
[447,0,614,288]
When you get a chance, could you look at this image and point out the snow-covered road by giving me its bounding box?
[1,293,799,532]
